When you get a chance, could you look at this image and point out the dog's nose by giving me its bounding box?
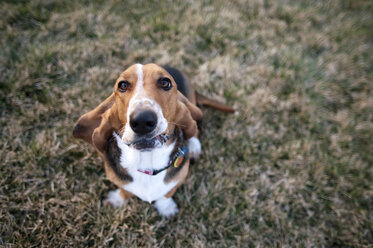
[130,110,157,134]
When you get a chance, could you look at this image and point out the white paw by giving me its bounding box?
[154,197,178,218]
[105,189,125,207]
[188,137,201,159]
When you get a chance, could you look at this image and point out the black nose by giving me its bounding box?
[130,110,157,135]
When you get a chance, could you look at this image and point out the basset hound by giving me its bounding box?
[73,63,234,217]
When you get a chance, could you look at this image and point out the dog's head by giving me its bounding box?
[73,63,202,153]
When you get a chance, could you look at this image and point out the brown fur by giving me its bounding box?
[120,188,135,199]
[195,92,235,113]
[104,160,127,188]
[164,161,190,198]
[72,93,115,145]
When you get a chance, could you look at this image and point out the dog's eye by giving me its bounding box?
[118,80,130,92]
[157,77,172,91]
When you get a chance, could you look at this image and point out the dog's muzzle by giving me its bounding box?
[127,110,168,151]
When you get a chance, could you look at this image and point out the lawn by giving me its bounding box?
[0,0,372,247]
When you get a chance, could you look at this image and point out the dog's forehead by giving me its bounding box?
[142,64,168,79]
[118,64,172,84]
[118,64,138,82]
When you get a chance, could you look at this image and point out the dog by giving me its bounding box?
[73,63,234,217]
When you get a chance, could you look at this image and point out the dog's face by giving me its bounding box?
[73,63,202,153]
[114,64,179,150]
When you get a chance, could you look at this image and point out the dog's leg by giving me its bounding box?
[188,136,202,159]
[154,197,178,217]
[105,188,133,207]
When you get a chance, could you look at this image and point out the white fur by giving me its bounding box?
[106,189,125,207]
[188,137,202,158]
[135,63,144,86]
[114,133,178,203]
[154,197,178,217]
[122,63,168,144]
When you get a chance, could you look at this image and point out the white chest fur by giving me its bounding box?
[113,133,178,203]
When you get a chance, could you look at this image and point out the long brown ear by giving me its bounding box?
[91,106,121,153]
[175,92,203,139]
[177,91,203,121]
[72,93,115,145]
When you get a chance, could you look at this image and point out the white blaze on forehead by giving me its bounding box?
[126,63,160,120]
[126,63,145,121]
[135,63,144,89]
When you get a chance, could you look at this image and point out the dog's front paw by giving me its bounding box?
[154,197,178,218]
[188,137,201,159]
[104,189,125,207]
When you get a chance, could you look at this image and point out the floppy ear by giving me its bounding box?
[175,92,203,139]
[72,93,115,145]
[177,92,203,121]
[91,106,121,153]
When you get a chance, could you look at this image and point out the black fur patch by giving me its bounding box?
[164,128,189,183]
[105,136,133,182]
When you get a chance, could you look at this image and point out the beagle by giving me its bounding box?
[73,63,233,217]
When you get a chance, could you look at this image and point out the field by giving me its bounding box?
[1,0,372,247]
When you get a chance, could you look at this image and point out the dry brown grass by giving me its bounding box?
[1,0,372,247]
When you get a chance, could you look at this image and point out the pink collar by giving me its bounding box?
[137,169,156,175]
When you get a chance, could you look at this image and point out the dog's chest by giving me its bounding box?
[114,134,178,202]
[124,169,177,203]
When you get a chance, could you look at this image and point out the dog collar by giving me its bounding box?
[137,144,188,176]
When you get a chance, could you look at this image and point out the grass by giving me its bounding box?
[0,0,372,246]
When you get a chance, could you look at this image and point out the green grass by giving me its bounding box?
[1,0,372,246]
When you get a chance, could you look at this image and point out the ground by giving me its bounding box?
[0,0,372,247]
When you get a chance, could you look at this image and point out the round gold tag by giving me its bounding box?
[174,156,184,168]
